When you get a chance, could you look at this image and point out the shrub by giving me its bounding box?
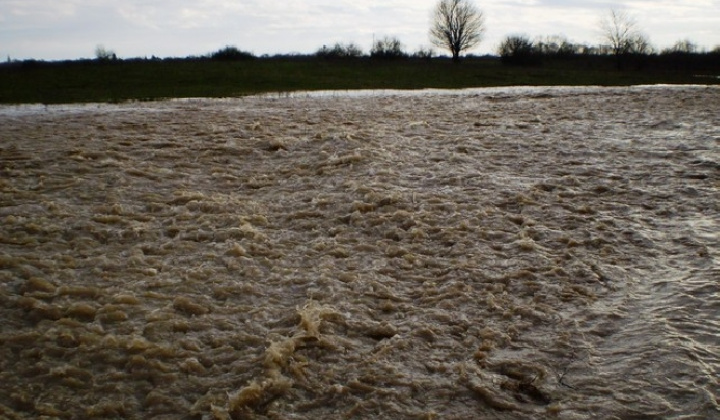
[412,46,435,60]
[534,36,578,58]
[498,35,541,66]
[370,36,408,59]
[662,39,698,54]
[210,46,255,61]
[95,45,117,61]
[316,42,364,59]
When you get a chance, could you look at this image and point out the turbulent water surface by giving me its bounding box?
[0,86,718,419]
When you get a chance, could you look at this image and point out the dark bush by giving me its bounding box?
[534,36,579,58]
[370,36,408,59]
[210,46,255,61]
[498,35,542,66]
[95,45,117,62]
[315,42,364,59]
[412,47,435,60]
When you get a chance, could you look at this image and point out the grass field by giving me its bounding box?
[1,56,718,104]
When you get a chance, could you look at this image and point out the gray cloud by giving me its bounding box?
[1,0,717,60]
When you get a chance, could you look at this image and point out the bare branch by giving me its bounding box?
[599,9,639,55]
[429,0,486,61]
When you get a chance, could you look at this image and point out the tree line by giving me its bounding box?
[287,0,719,67]
[4,0,718,71]
[434,0,719,69]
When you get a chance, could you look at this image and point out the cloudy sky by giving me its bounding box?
[1,0,718,60]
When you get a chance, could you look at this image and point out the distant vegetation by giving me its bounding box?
[496,34,720,71]
[2,2,719,106]
[2,1,718,104]
[370,37,408,60]
[315,42,364,59]
[430,0,486,62]
[1,48,717,104]
[209,46,255,61]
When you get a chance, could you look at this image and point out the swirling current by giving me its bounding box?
[0,85,718,419]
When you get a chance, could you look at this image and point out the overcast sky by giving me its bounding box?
[1,0,718,60]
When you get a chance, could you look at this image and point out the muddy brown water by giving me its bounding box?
[0,86,718,419]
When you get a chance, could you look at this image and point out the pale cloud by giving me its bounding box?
[1,0,84,29]
[0,0,717,60]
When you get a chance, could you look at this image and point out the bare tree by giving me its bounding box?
[665,39,698,54]
[599,9,645,56]
[429,0,486,62]
[95,44,116,61]
[629,34,653,55]
[371,36,407,59]
[498,35,536,65]
[535,35,577,57]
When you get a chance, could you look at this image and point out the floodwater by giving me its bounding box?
[0,85,718,419]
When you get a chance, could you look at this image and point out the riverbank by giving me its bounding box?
[1,56,718,104]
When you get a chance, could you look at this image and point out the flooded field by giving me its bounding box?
[0,85,718,419]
